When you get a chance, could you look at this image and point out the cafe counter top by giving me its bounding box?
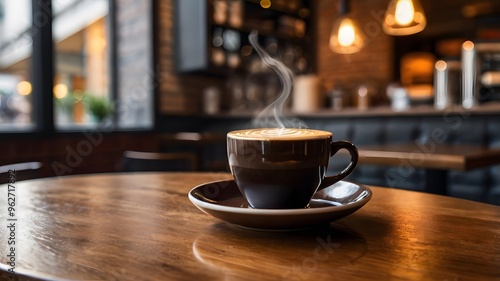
[162,102,500,119]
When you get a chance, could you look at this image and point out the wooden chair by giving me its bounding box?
[121,151,198,172]
[158,132,227,171]
[0,162,44,184]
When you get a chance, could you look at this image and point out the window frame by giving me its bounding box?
[32,0,54,134]
[0,0,156,139]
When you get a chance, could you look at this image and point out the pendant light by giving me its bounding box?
[329,0,365,54]
[383,0,426,35]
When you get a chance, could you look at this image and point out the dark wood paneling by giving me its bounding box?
[0,133,159,178]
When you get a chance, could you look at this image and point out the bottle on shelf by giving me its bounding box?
[293,45,309,74]
[227,0,244,28]
[212,0,227,25]
[222,29,241,68]
[265,37,279,56]
[245,56,265,110]
[283,43,296,70]
[211,27,225,66]
[227,75,246,111]
[294,18,306,37]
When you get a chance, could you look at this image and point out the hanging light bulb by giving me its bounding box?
[338,18,356,47]
[395,0,414,25]
[329,0,365,54]
[383,0,426,35]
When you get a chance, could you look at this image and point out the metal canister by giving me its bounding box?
[434,59,461,109]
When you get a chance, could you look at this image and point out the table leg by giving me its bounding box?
[425,169,448,195]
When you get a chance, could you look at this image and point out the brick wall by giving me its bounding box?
[157,0,226,114]
[315,0,394,92]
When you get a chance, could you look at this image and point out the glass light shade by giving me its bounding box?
[383,0,426,36]
[329,16,366,54]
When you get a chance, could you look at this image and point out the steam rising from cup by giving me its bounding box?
[249,30,306,129]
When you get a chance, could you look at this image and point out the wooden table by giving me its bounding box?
[1,173,499,281]
[355,144,500,195]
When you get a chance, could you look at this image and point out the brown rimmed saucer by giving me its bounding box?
[188,179,372,231]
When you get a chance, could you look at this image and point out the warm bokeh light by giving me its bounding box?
[383,0,426,35]
[260,0,271,9]
[463,40,474,51]
[240,45,253,56]
[435,60,447,72]
[17,81,32,96]
[395,0,414,26]
[53,83,68,99]
[338,18,356,47]
[330,16,365,54]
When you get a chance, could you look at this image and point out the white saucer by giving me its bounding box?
[188,179,372,231]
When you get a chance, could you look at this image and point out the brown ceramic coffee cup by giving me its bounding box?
[227,128,358,209]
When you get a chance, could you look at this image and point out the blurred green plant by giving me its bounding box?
[83,93,114,122]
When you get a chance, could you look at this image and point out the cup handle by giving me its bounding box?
[318,141,359,191]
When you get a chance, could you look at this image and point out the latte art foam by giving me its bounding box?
[228,128,331,140]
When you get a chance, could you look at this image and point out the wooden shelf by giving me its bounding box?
[162,102,500,119]
[300,102,500,118]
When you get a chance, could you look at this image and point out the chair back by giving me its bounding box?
[122,151,197,172]
[0,162,44,184]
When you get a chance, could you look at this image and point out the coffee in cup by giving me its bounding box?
[227,128,358,209]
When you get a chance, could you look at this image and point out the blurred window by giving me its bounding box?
[0,0,34,130]
[53,0,112,129]
[0,0,154,132]
[116,0,154,129]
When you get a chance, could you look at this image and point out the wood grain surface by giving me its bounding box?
[1,172,499,281]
